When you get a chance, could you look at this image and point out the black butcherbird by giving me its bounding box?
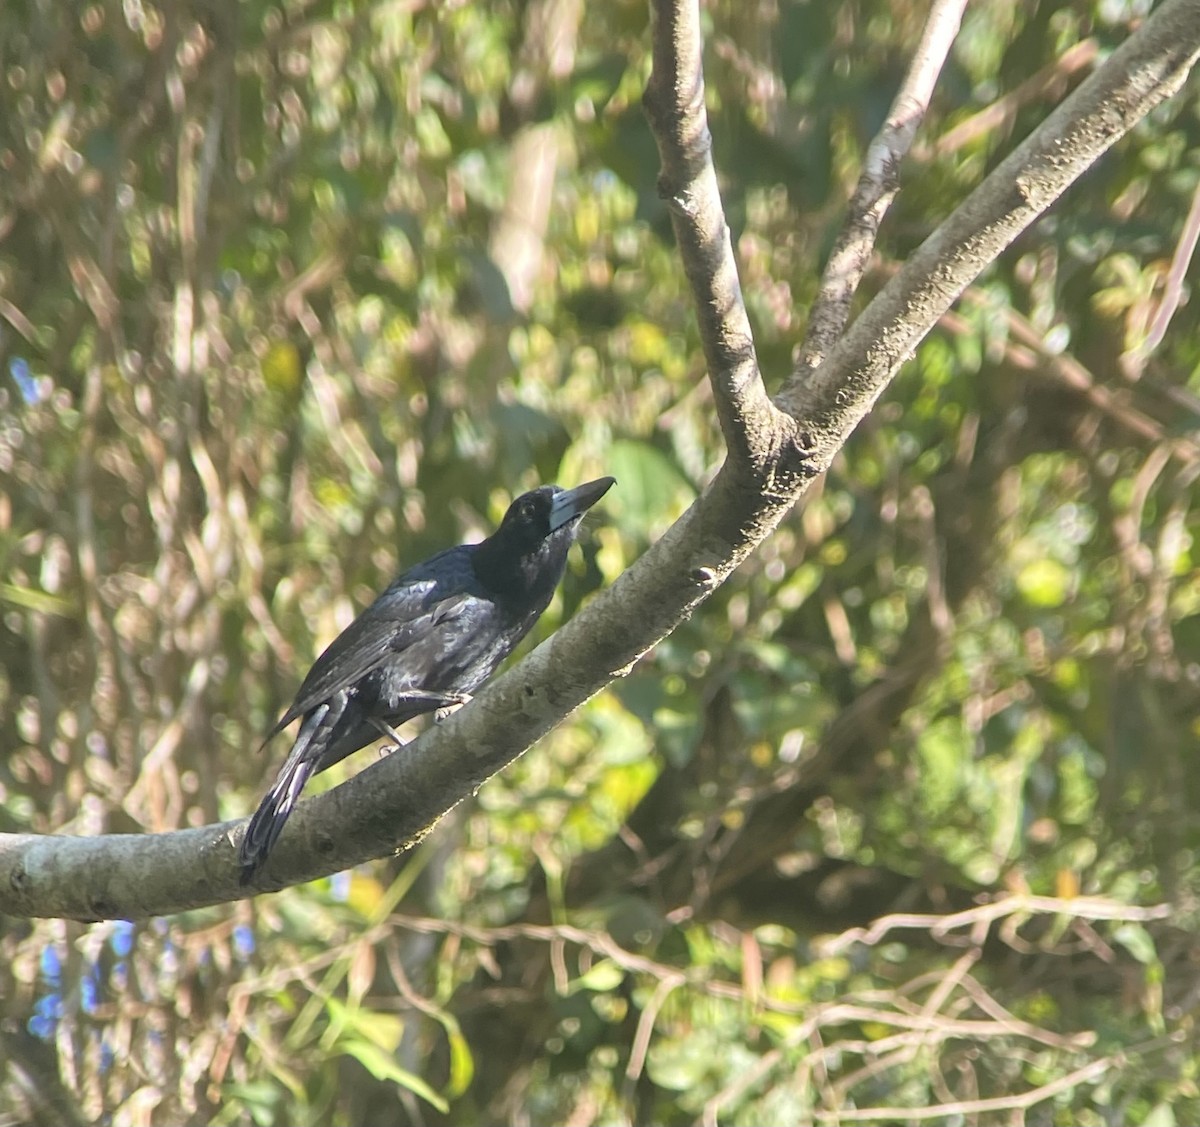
[239,477,615,882]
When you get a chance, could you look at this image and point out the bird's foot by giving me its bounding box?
[434,692,472,723]
[392,689,473,711]
[368,717,409,754]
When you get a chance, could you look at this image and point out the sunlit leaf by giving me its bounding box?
[604,439,696,535]
[1016,558,1072,608]
[568,960,625,995]
[339,1039,449,1112]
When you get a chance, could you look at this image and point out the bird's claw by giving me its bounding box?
[435,692,472,722]
[369,717,409,753]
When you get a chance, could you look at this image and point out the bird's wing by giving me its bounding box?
[264,589,473,740]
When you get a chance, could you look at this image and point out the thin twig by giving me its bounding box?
[796,0,967,374]
[1129,176,1200,373]
[820,893,1171,955]
[934,291,1200,466]
[812,1053,1116,1122]
[929,39,1099,157]
[625,972,684,1083]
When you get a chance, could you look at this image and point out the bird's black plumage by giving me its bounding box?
[239,477,615,882]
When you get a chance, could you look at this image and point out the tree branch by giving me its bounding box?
[0,467,812,920]
[779,0,1200,433]
[642,0,793,476]
[3,0,1199,920]
[796,0,968,374]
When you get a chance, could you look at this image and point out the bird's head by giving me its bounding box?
[473,476,615,599]
[503,477,615,539]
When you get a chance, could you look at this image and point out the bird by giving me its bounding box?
[238,476,615,882]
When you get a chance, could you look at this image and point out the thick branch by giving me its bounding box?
[0,468,811,920]
[642,0,792,475]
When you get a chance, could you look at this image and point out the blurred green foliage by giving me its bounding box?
[2,0,1200,1123]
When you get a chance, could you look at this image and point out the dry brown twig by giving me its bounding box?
[1128,176,1200,375]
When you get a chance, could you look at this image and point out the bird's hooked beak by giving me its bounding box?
[548,476,616,532]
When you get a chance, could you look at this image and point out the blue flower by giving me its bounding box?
[9,357,43,405]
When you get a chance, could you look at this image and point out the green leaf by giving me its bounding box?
[0,583,75,616]
[1112,922,1158,966]
[320,996,405,1055]
[568,959,625,994]
[604,439,696,534]
[646,1032,718,1091]
[339,1039,449,1113]
[445,1025,475,1098]
[1015,558,1072,608]
[1142,1102,1177,1127]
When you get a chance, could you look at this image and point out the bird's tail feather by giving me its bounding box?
[239,708,326,883]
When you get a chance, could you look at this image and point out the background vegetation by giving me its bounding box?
[2,0,1199,1122]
